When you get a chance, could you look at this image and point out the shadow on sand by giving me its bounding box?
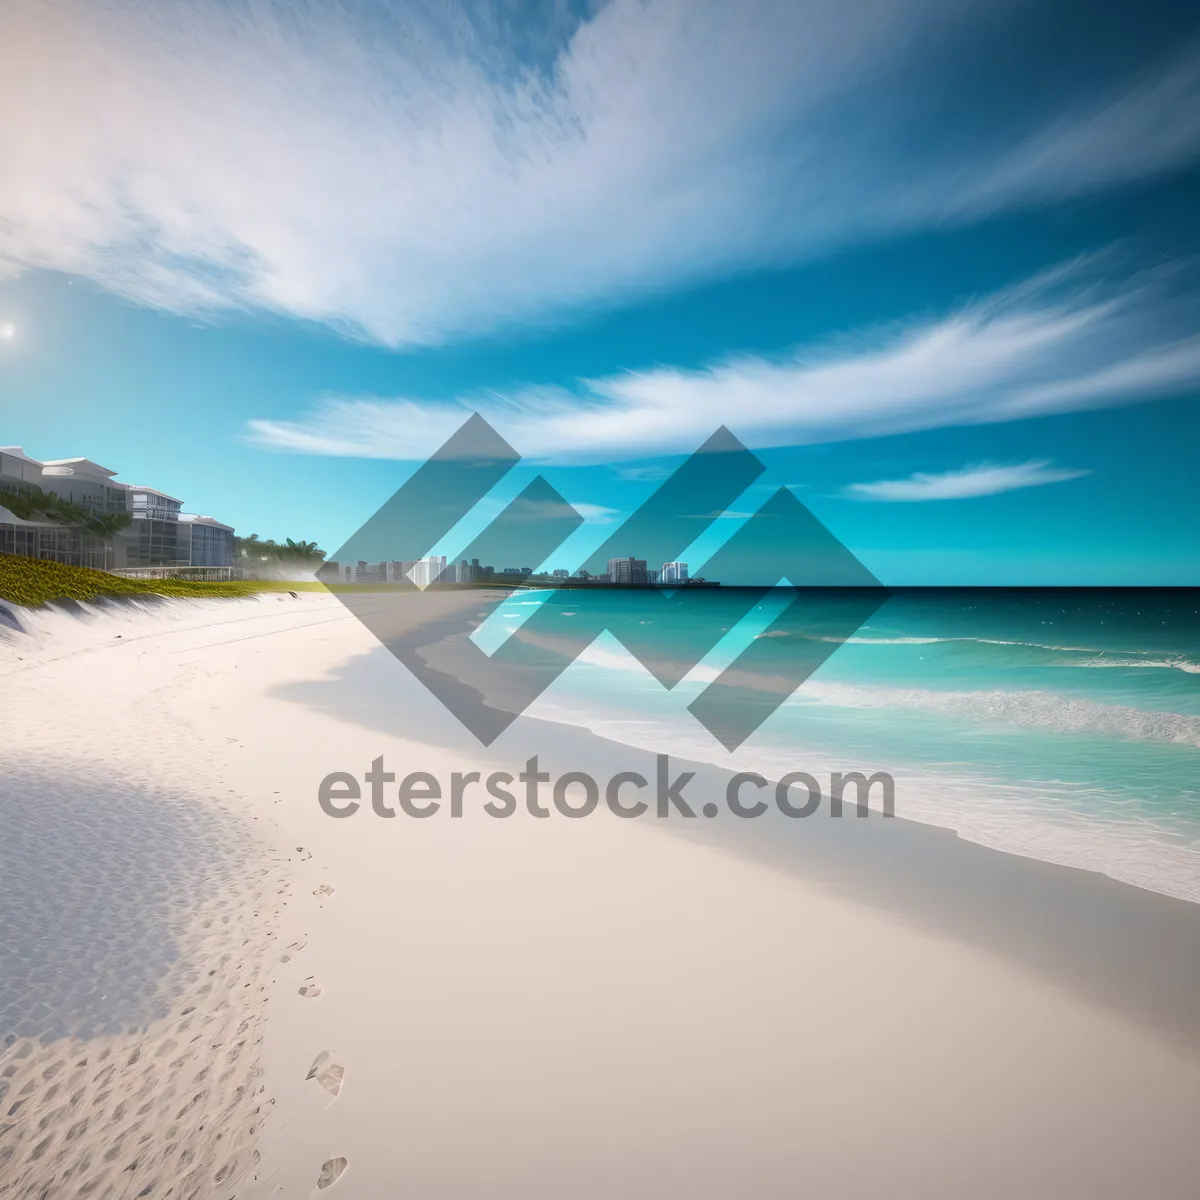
[275,642,1200,1049]
[1,767,244,1043]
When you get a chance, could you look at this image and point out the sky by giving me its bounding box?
[0,0,1198,584]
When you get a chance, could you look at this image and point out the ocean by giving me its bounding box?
[477,588,1200,904]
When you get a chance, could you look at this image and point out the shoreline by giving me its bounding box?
[4,593,1200,1197]
[281,644,1200,1050]
[323,582,1200,904]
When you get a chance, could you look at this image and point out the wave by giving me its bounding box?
[1057,655,1200,673]
[539,638,1200,747]
[817,634,1102,650]
[797,681,1200,747]
[818,633,1200,669]
[522,695,1200,907]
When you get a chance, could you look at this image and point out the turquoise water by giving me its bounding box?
[481,589,1200,901]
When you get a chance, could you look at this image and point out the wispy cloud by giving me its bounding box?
[572,503,621,524]
[941,45,1200,215]
[3,1,1200,346]
[612,465,674,482]
[843,460,1091,501]
[245,261,1200,460]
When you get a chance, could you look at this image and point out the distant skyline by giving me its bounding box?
[2,0,1199,584]
[322,554,697,586]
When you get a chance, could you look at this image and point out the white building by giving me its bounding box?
[608,556,648,584]
[384,560,417,583]
[661,561,689,584]
[0,446,236,571]
[0,447,47,494]
[178,514,235,568]
[0,503,109,569]
[36,457,130,517]
[117,485,187,568]
[409,556,448,586]
[126,486,183,522]
[1,450,119,568]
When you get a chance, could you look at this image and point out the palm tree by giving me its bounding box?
[51,499,91,525]
[235,533,263,559]
[85,512,133,538]
[0,484,105,529]
[0,487,39,520]
[283,538,325,560]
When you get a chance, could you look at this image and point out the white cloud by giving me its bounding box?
[245,262,1200,460]
[1002,335,1200,414]
[843,460,1091,502]
[613,465,674,482]
[571,503,621,523]
[942,47,1200,215]
[3,1,1200,346]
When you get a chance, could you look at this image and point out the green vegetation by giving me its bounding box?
[0,553,328,608]
[235,534,326,563]
[0,484,133,538]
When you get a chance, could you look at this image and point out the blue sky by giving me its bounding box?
[1,0,1198,583]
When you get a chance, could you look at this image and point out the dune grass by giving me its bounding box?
[0,553,328,608]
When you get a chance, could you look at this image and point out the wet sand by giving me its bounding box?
[2,591,1199,1198]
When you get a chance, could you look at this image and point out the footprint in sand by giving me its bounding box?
[298,982,322,999]
[282,937,307,962]
[296,847,313,861]
[317,1156,348,1189]
[305,1051,345,1097]
[313,883,334,897]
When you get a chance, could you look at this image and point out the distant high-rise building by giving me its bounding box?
[608,556,648,585]
[661,561,689,584]
[317,560,354,583]
[409,556,447,587]
[457,557,491,583]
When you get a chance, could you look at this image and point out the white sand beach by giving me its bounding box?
[3,591,1200,1198]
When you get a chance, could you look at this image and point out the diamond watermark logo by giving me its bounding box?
[326,415,887,749]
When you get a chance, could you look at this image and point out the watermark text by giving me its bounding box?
[317,756,895,820]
